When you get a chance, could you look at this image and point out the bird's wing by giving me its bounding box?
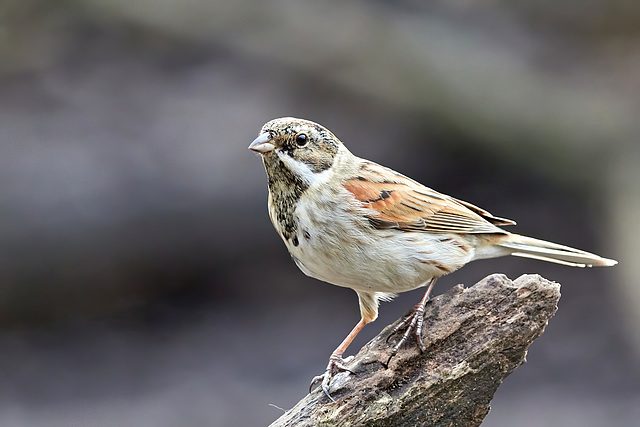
[343,161,515,234]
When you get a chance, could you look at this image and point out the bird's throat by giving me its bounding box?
[263,153,308,241]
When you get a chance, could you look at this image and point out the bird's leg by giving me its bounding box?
[385,278,437,366]
[309,317,368,401]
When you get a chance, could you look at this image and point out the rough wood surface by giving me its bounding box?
[270,274,561,427]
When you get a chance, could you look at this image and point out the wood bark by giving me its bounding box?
[270,273,561,427]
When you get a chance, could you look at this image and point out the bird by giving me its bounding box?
[248,117,617,400]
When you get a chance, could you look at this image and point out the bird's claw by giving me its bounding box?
[309,355,354,401]
[385,304,427,366]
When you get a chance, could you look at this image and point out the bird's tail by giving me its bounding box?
[497,234,617,267]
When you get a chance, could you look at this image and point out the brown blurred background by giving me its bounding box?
[1,1,639,426]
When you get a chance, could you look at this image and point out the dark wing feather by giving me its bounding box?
[344,161,513,234]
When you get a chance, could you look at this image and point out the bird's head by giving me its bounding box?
[249,117,347,184]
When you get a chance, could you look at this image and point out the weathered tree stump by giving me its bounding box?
[270,274,561,426]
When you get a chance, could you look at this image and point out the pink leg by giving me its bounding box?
[309,317,368,401]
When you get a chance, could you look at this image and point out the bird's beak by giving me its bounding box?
[249,133,275,153]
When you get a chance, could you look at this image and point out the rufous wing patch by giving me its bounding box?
[344,161,511,234]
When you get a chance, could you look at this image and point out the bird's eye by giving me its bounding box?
[295,133,308,146]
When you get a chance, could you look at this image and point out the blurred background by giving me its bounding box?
[1,0,639,425]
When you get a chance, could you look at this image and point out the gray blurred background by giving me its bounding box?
[1,1,639,426]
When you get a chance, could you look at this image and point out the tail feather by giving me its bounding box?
[498,234,617,268]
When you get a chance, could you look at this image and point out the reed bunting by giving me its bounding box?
[249,117,617,400]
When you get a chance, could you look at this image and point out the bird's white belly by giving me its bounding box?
[284,202,474,294]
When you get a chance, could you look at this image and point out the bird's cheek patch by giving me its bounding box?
[302,141,339,173]
[306,156,334,173]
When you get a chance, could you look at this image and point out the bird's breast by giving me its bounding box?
[270,184,474,295]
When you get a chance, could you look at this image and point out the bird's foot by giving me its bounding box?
[385,301,428,366]
[309,354,354,401]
